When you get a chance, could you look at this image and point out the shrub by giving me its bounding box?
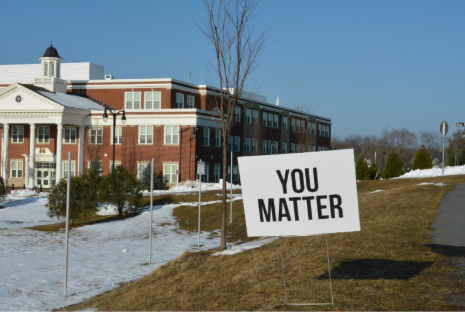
[141,164,161,191]
[47,171,99,225]
[369,157,379,180]
[382,149,404,179]
[355,152,371,180]
[99,165,143,217]
[412,145,433,170]
[0,176,6,202]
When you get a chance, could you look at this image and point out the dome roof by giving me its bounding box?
[42,44,61,58]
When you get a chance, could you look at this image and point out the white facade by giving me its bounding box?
[0,63,104,84]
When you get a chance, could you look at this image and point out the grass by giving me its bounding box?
[60,176,465,311]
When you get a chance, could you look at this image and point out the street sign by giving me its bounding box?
[440,121,448,136]
[238,149,360,237]
[197,161,205,175]
[456,122,465,127]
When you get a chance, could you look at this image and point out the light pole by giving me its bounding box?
[179,127,196,182]
[103,107,126,170]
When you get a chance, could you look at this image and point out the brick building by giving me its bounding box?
[0,45,331,189]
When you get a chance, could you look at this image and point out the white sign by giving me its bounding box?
[197,161,205,175]
[238,149,360,237]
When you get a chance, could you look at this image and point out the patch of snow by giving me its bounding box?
[0,193,222,311]
[397,165,465,179]
[143,180,241,196]
[10,189,37,197]
[366,190,385,195]
[212,237,278,256]
[418,182,447,187]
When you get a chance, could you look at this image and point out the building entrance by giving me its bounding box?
[36,162,56,187]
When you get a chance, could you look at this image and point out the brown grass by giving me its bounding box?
[60,176,465,311]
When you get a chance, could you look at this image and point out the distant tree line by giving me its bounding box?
[333,126,465,179]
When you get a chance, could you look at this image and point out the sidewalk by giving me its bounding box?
[432,183,465,247]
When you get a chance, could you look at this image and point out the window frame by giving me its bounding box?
[252,138,258,154]
[252,109,258,124]
[235,106,241,122]
[267,113,273,127]
[164,126,179,145]
[186,95,195,109]
[233,136,240,152]
[244,137,251,153]
[144,91,161,109]
[176,93,184,109]
[201,163,210,182]
[89,126,103,145]
[214,128,221,147]
[10,160,23,178]
[110,126,123,144]
[62,161,76,180]
[283,116,288,130]
[63,126,77,144]
[139,126,153,144]
[37,126,50,144]
[125,92,141,110]
[203,127,210,146]
[273,114,279,128]
[213,164,221,183]
[11,126,24,143]
[262,111,267,126]
[282,141,287,154]
[163,163,178,184]
[137,162,150,181]
[245,108,252,124]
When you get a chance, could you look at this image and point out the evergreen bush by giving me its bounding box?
[369,157,379,180]
[99,165,143,217]
[382,149,404,179]
[355,152,371,180]
[141,164,161,191]
[412,145,433,170]
[0,176,6,202]
[47,171,99,225]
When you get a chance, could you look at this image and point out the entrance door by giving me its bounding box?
[36,162,56,187]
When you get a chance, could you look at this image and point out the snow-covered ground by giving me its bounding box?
[0,184,242,311]
[142,179,241,196]
[397,165,465,179]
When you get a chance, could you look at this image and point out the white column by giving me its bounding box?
[2,124,9,183]
[56,124,63,182]
[78,125,85,175]
[29,124,36,188]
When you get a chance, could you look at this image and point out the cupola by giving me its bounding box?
[39,44,63,79]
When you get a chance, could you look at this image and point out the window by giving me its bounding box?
[109,162,121,172]
[244,137,251,153]
[37,126,50,143]
[145,91,161,109]
[10,160,23,178]
[64,126,76,144]
[201,163,210,182]
[312,145,316,152]
[318,124,321,136]
[295,119,300,132]
[233,136,240,152]
[267,140,273,154]
[296,144,300,153]
[283,116,288,130]
[268,113,273,127]
[213,164,220,183]
[139,126,153,144]
[49,62,54,76]
[125,92,141,109]
[87,160,103,174]
[187,95,195,108]
[262,140,267,154]
[235,106,241,122]
[262,111,267,126]
[89,126,102,144]
[63,162,76,180]
[11,126,24,143]
[112,126,122,144]
[227,165,231,182]
[176,93,184,108]
[164,126,179,144]
[311,122,316,134]
[203,127,210,146]
[326,125,330,137]
[318,146,322,151]
[163,164,178,183]
[233,165,239,182]
[44,62,48,76]
[245,108,251,124]
[291,143,296,153]
[214,128,221,147]
[273,141,278,154]
[282,141,287,154]
[273,114,279,128]
[251,138,258,154]
[300,120,305,133]
[291,119,296,132]
[137,162,150,180]
[307,121,312,134]
[252,109,258,124]
[228,136,233,151]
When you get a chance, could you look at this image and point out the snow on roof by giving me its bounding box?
[38,91,104,111]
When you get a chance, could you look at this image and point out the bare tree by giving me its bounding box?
[200,0,272,250]
[420,130,442,160]
[446,130,465,166]
[380,127,418,168]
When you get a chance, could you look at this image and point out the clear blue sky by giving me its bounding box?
[1,0,465,139]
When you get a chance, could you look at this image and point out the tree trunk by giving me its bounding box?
[220,140,227,250]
